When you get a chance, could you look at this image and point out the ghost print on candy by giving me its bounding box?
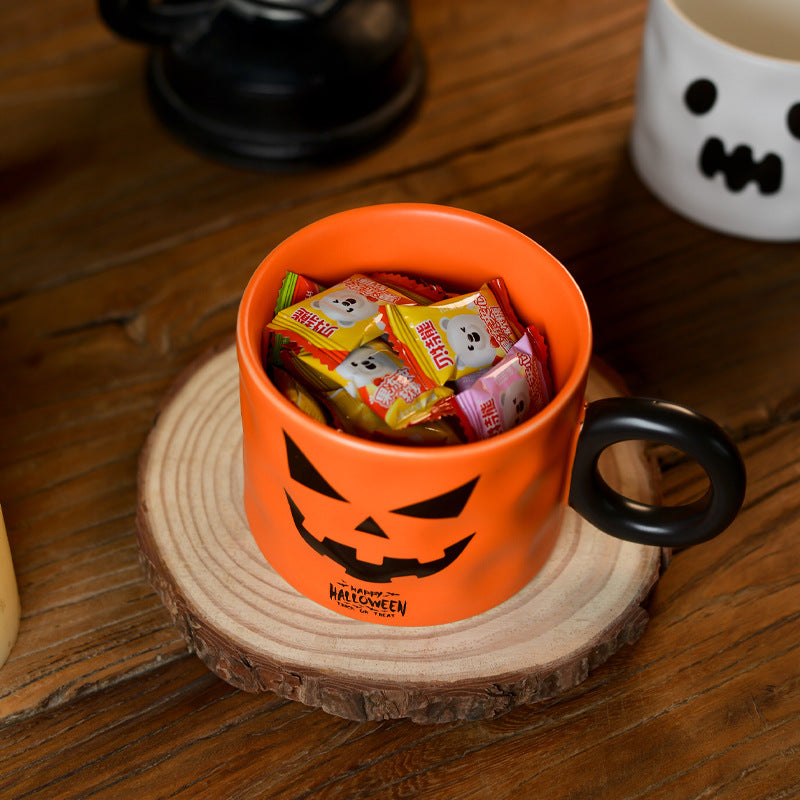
[311,289,378,326]
[440,312,495,370]
[335,343,397,397]
[630,0,800,240]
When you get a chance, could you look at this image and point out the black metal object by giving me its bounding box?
[569,397,746,547]
[98,0,425,169]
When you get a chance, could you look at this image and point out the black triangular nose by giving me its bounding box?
[355,517,388,538]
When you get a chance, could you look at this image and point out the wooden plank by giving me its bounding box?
[0,4,798,798]
[1,0,798,728]
[0,420,797,797]
[0,0,646,297]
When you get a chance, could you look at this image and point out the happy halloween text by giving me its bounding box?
[330,583,408,618]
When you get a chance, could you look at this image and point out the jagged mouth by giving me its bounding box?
[286,491,474,583]
[699,137,783,194]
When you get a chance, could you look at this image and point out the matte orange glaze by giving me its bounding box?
[236,204,592,626]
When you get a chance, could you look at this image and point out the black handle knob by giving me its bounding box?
[97,0,219,44]
[228,0,340,19]
[568,397,746,547]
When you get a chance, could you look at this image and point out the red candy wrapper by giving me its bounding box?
[369,272,451,305]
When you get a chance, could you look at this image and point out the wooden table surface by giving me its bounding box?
[2,1,799,797]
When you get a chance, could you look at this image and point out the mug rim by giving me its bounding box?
[236,203,593,457]
[661,0,800,67]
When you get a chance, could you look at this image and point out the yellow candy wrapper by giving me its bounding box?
[323,388,464,445]
[266,273,416,369]
[271,367,330,426]
[291,339,452,429]
[381,278,524,388]
[278,348,341,393]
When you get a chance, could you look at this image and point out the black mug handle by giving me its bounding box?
[568,397,746,547]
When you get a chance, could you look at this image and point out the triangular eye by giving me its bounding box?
[284,432,346,501]
[392,477,478,519]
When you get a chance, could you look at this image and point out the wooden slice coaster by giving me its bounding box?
[137,341,667,724]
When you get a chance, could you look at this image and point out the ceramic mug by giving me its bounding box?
[236,204,746,627]
[630,0,800,240]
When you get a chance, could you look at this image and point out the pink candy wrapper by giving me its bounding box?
[446,326,553,441]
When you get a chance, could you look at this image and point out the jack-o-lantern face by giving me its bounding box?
[282,433,476,583]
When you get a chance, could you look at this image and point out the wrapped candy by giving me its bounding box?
[442,326,553,441]
[271,367,330,426]
[285,339,452,430]
[322,387,464,445]
[265,269,554,444]
[263,271,326,367]
[368,272,451,305]
[266,274,416,369]
[381,278,524,388]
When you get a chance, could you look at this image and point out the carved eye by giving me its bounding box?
[285,432,346,500]
[285,431,479,518]
[788,103,800,139]
[685,79,717,115]
[392,477,478,518]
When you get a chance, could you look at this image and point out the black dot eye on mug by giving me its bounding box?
[684,78,717,115]
[788,103,800,139]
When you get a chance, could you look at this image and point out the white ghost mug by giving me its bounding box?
[630,0,800,241]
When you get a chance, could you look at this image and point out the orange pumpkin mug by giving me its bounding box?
[236,204,745,626]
